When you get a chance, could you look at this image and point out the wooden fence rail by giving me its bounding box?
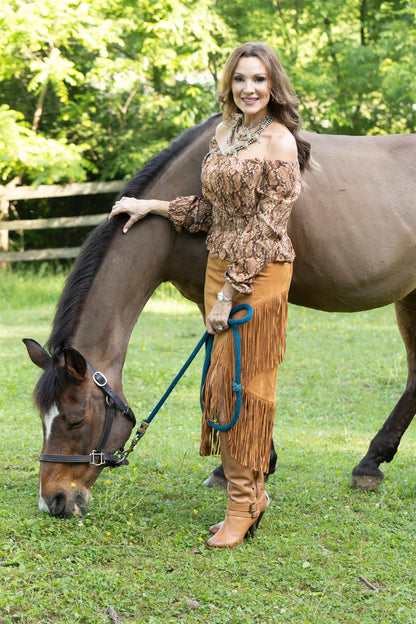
[0,180,124,262]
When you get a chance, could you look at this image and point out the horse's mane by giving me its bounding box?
[35,114,219,412]
[45,114,220,358]
[115,113,221,199]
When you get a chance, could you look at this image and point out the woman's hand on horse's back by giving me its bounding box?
[109,197,169,233]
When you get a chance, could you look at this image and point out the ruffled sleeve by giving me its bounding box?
[167,138,217,233]
[168,195,212,234]
[224,159,301,294]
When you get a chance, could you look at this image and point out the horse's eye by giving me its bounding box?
[67,418,85,431]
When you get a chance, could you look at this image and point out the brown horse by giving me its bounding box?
[24,114,416,516]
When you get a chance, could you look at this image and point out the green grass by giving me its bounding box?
[1,269,416,623]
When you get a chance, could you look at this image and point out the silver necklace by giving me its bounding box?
[225,114,273,156]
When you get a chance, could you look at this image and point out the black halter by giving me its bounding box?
[39,361,136,468]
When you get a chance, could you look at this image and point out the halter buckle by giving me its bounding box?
[90,451,106,466]
[93,371,107,387]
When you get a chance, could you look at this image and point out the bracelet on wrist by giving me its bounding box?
[217,291,232,303]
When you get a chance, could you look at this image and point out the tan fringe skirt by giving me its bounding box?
[200,254,293,473]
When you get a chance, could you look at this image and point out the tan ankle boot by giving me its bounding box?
[208,490,269,535]
[206,433,268,549]
[206,499,264,549]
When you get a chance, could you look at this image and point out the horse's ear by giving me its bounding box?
[63,348,87,381]
[23,339,51,370]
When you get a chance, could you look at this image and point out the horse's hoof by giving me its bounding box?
[203,472,227,490]
[350,474,383,491]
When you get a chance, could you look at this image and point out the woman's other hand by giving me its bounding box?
[207,300,233,335]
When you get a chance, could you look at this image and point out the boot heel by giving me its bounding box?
[246,511,265,538]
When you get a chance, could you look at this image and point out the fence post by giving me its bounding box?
[0,193,9,252]
[0,179,124,263]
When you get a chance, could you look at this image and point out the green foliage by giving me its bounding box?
[0,105,89,185]
[2,270,416,623]
[0,0,228,184]
[0,0,414,188]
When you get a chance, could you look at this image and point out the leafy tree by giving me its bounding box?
[0,0,414,190]
[216,0,415,134]
[0,0,229,185]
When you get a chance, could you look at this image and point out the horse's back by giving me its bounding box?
[289,132,416,311]
[142,117,218,199]
[141,119,416,312]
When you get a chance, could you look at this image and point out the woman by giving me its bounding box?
[109,42,310,549]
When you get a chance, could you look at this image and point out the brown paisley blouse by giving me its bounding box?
[168,137,301,294]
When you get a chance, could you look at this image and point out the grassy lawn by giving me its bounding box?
[1,268,416,624]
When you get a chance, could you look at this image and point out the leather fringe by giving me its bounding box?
[200,293,288,473]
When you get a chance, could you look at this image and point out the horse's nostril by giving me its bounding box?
[75,493,88,515]
[49,492,67,517]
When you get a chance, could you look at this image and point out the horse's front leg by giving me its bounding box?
[204,439,277,489]
[351,295,416,490]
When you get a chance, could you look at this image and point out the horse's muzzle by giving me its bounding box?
[42,490,89,518]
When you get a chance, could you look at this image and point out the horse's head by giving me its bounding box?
[23,339,135,518]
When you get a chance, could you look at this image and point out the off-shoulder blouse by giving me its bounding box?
[168,137,301,294]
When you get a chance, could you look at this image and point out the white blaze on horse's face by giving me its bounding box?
[43,404,59,441]
[38,404,59,513]
[38,484,50,513]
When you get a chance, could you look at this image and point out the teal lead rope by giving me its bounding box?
[200,303,253,431]
[122,304,253,461]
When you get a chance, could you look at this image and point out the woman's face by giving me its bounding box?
[231,56,271,124]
